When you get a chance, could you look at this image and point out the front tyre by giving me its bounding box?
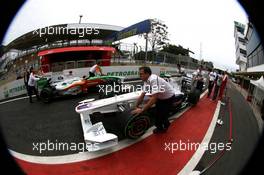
[125,114,150,139]
[118,110,150,139]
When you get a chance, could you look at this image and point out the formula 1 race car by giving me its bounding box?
[75,74,200,152]
[39,75,124,103]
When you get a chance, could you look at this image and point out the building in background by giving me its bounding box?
[246,22,264,72]
[233,20,264,119]
[234,21,247,71]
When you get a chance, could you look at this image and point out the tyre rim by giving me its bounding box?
[126,116,150,139]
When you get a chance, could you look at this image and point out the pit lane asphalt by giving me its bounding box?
[194,82,261,175]
[0,94,94,156]
[0,80,261,175]
[0,82,148,156]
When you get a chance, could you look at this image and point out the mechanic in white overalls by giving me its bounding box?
[27,67,40,103]
[132,66,175,134]
[89,61,103,77]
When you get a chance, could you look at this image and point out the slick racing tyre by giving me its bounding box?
[105,78,122,87]
[40,87,53,103]
[187,89,200,105]
[118,110,151,139]
[98,89,116,99]
[105,78,115,85]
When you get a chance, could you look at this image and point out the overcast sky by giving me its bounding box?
[2,0,248,71]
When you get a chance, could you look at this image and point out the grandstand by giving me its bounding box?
[0,19,206,85]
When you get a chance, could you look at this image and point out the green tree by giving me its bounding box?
[161,44,193,56]
[142,19,169,52]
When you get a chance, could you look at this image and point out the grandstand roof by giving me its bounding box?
[5,23,124,51]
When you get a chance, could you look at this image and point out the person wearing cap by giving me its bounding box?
[66,70,74,78]
[132,66,175,134]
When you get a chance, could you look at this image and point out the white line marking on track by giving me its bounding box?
[178,100,221,175]
[0,95,35,105]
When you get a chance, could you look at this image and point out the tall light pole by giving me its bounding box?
[133,43,138,58]
[145,33,148,64]
[79,15,83,24]
[199,42,202,61]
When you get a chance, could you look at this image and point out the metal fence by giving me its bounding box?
[7,55,200,75]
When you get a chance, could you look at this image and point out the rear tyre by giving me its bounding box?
[187,89,200,105]
[98,79,122,99]
[40,87,53,103]
[98,90,116,99]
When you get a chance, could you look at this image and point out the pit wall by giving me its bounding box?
[0,65,195,100]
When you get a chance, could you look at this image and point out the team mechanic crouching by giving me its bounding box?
[132,66,175,134]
